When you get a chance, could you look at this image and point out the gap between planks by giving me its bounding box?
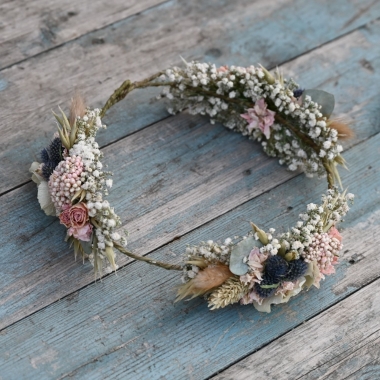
[211,277,380,380]
[0,0,169,70]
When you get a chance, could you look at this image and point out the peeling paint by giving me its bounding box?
[30,348,58,369]
[0,78,8,91]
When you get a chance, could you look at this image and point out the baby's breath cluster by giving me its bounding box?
[160,61,344,179]
[70,109,127,273]
[276,189,353,260]
[181,238,233,283]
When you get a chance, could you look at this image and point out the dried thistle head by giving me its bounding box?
[69,93,86,127]
[176,263,233,302]
[328,119,355,140]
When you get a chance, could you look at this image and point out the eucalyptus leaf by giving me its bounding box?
[37,181,55,216]
[229,236,256,276]
[302,89,335,118]
[81,239,93,255]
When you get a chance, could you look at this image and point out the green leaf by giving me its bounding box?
[105,246,117,271]
[80,239,93,255]
[250,222,269,245]
[229,236,256,276]
[260,283,279,289]
[302,89,335,118]
[52,111,63,127]
[259,64,275,84]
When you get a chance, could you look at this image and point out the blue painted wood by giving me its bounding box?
[1,19,380,330]
[212,278,380,379]
[0,131,379,379]
[0,0,167,70]
[1,2,380,378]
[1,0,380,193]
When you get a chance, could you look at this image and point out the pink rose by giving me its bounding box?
[59,204,72,227]
[328,227,342,243]
[68,223,93,242]
[240,99,275,139]
[69,202,89,228]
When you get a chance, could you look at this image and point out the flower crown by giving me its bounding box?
[30,61,354,313]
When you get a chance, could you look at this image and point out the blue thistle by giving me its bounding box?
[265,255,288,282]
[39,138,64,180]
[254,273,278,298]
[41,161,56,180]
[40,148,50,164]
[293,88,304,99]
[283,259,308,281]
[48,137,64,165]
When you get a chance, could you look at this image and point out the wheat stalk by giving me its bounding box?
[208,277,249,310]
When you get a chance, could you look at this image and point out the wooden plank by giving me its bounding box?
[0,131,379,379]
[212,279,380,380]
[0,0,167,69]
[1,0,379,194]
[1,20,380,330]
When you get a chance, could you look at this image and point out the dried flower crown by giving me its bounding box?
[30,61,354,312]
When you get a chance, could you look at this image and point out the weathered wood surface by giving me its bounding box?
[1,133,379,379]
[0,0,167,69]
[1,0,379,194]
[1,19,379,331]
[212,278,380,380]
[1,0,380,379]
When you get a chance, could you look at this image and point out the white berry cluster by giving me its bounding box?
[160,61,344,178]
[304,232,342,273]
[48,155,84,213]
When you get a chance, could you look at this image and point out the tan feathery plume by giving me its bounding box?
[176,262,233,302]
[328,119,355,140]
[69,93,86,127]
[208,277,249,310]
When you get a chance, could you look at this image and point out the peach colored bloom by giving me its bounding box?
[321,265,335,275]
[239,247,269,305]
[275,281,296,297]
[240,99,275,139]
[68,223,93,242]
[249,290,263,305]
[69,202,89,228]
[328,226,342,243]
[217,65,228,72]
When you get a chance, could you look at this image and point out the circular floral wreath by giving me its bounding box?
[30,61,354,313]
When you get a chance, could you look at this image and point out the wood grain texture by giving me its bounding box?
[212,279,380,380]
[1,0,379,194]
[1,19,380,330]
[0,0,167,69]
[1,1,380,378]
[0,132,379,379]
